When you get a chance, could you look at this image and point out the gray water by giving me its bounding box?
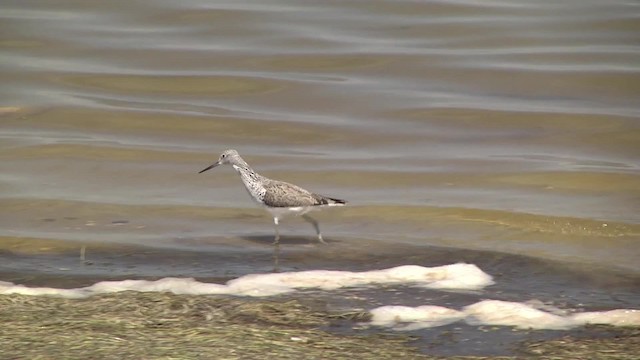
[1,0,640,355]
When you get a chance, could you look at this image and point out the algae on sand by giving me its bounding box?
[1,291,638,359]
[0,291,419,360]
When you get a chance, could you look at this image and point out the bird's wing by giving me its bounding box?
[262,180,325,207]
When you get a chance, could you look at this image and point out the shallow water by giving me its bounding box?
[1,0,640,355]
[2,243,639,356]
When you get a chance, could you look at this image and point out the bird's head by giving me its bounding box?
[198,149,240,173]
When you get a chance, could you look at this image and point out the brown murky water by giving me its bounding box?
[2,0,638,273]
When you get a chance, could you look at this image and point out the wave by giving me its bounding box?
[3,262,638,331]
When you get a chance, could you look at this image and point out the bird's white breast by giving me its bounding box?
[233,165,266,204]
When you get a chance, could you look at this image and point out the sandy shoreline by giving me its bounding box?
[2,238,639,357]
[1,291,638,359]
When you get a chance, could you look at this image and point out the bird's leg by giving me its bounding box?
[80,245,92,265]
[273,241,280,273]
[273,217,280,245]
[302,214,326,244]
[271,217,281,272]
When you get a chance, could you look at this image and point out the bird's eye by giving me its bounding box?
[221,154,226,158]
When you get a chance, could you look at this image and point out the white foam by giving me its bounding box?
[369,300,640,331]
[464,300,575,330]
[4,263,635,331]
[0,263,493,298]
[369,305,465,331]
[571,309,640,327]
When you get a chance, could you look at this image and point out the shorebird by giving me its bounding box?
[199,149,346,244]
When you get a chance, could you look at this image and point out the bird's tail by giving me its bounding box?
[319,196,347,206]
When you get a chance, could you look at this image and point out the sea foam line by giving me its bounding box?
[0,263,493,298]
[369,300,640,331]
[1,262,637,331]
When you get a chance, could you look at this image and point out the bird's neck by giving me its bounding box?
[232,162,266,203]
[232,163,261,183]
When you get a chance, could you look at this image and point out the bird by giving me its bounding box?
[198,149,346,245]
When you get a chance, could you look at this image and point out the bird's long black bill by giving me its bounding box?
[198,161,220,174]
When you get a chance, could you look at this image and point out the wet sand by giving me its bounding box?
[2,236,639,356]
[2,290,638,359]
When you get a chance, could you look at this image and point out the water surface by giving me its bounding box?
[1,0,639,355]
